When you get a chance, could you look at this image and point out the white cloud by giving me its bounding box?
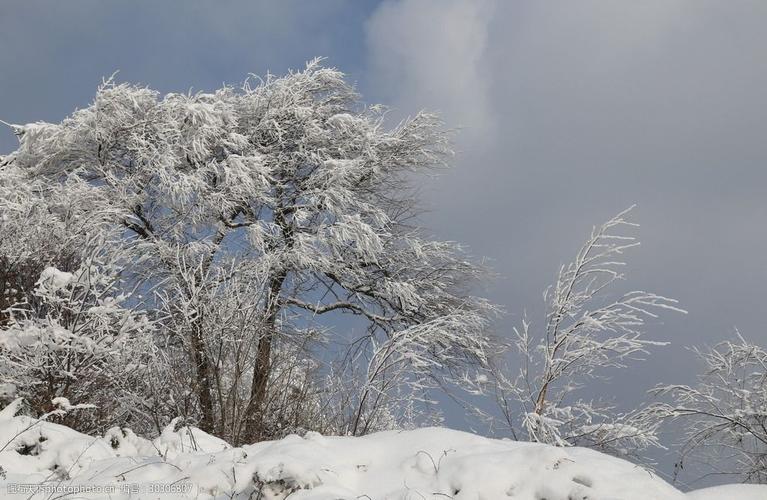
[366,0,497,144]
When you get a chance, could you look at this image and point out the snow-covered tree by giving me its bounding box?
[476,208,684,458]
[652,334,767,483]
[2,60,496,443]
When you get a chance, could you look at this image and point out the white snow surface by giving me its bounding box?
[0,405,764,499]
[36,266,74,291]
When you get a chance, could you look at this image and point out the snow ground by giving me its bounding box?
[0,400,764,499]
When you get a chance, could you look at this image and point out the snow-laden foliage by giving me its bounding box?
[1,60,496,443]
[0,159,98,328]
[0,240,154,433]
[474,208,685,458]
[652,334,767,483]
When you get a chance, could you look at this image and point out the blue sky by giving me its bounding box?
[2,0,767,488]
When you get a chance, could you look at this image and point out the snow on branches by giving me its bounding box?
[0,60,496,442]
[476,207,685,458]
[0,238,154,433]
[651,334,767,483]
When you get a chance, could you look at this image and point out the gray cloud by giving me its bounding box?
[366,0,767,484]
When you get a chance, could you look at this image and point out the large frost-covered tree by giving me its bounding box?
[1,60,495,443]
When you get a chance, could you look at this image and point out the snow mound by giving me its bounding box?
[0,400,115,480]
[0,403,764,499]
[234,427,685,499]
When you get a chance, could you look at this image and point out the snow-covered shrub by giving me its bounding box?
[0,160,90,328]
[477,208,684,458]
[652,334,767,483]
[0,241,155,434]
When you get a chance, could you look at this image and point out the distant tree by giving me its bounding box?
[2,60,496,443]
[474,208,684,458]
[652,335,767,484]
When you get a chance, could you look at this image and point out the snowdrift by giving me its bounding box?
[0,401,763,499]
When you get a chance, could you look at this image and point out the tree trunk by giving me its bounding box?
[534,383,548,415]
[190,312,215,433]
[242,272,286,443]
[189,228,229,434]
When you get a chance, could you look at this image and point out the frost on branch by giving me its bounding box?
[477,207,684,458]
[0,239,154,433]
[651,334,767,483]
[0,160,97,328]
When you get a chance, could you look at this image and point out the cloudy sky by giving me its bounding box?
[2,0,766,487]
